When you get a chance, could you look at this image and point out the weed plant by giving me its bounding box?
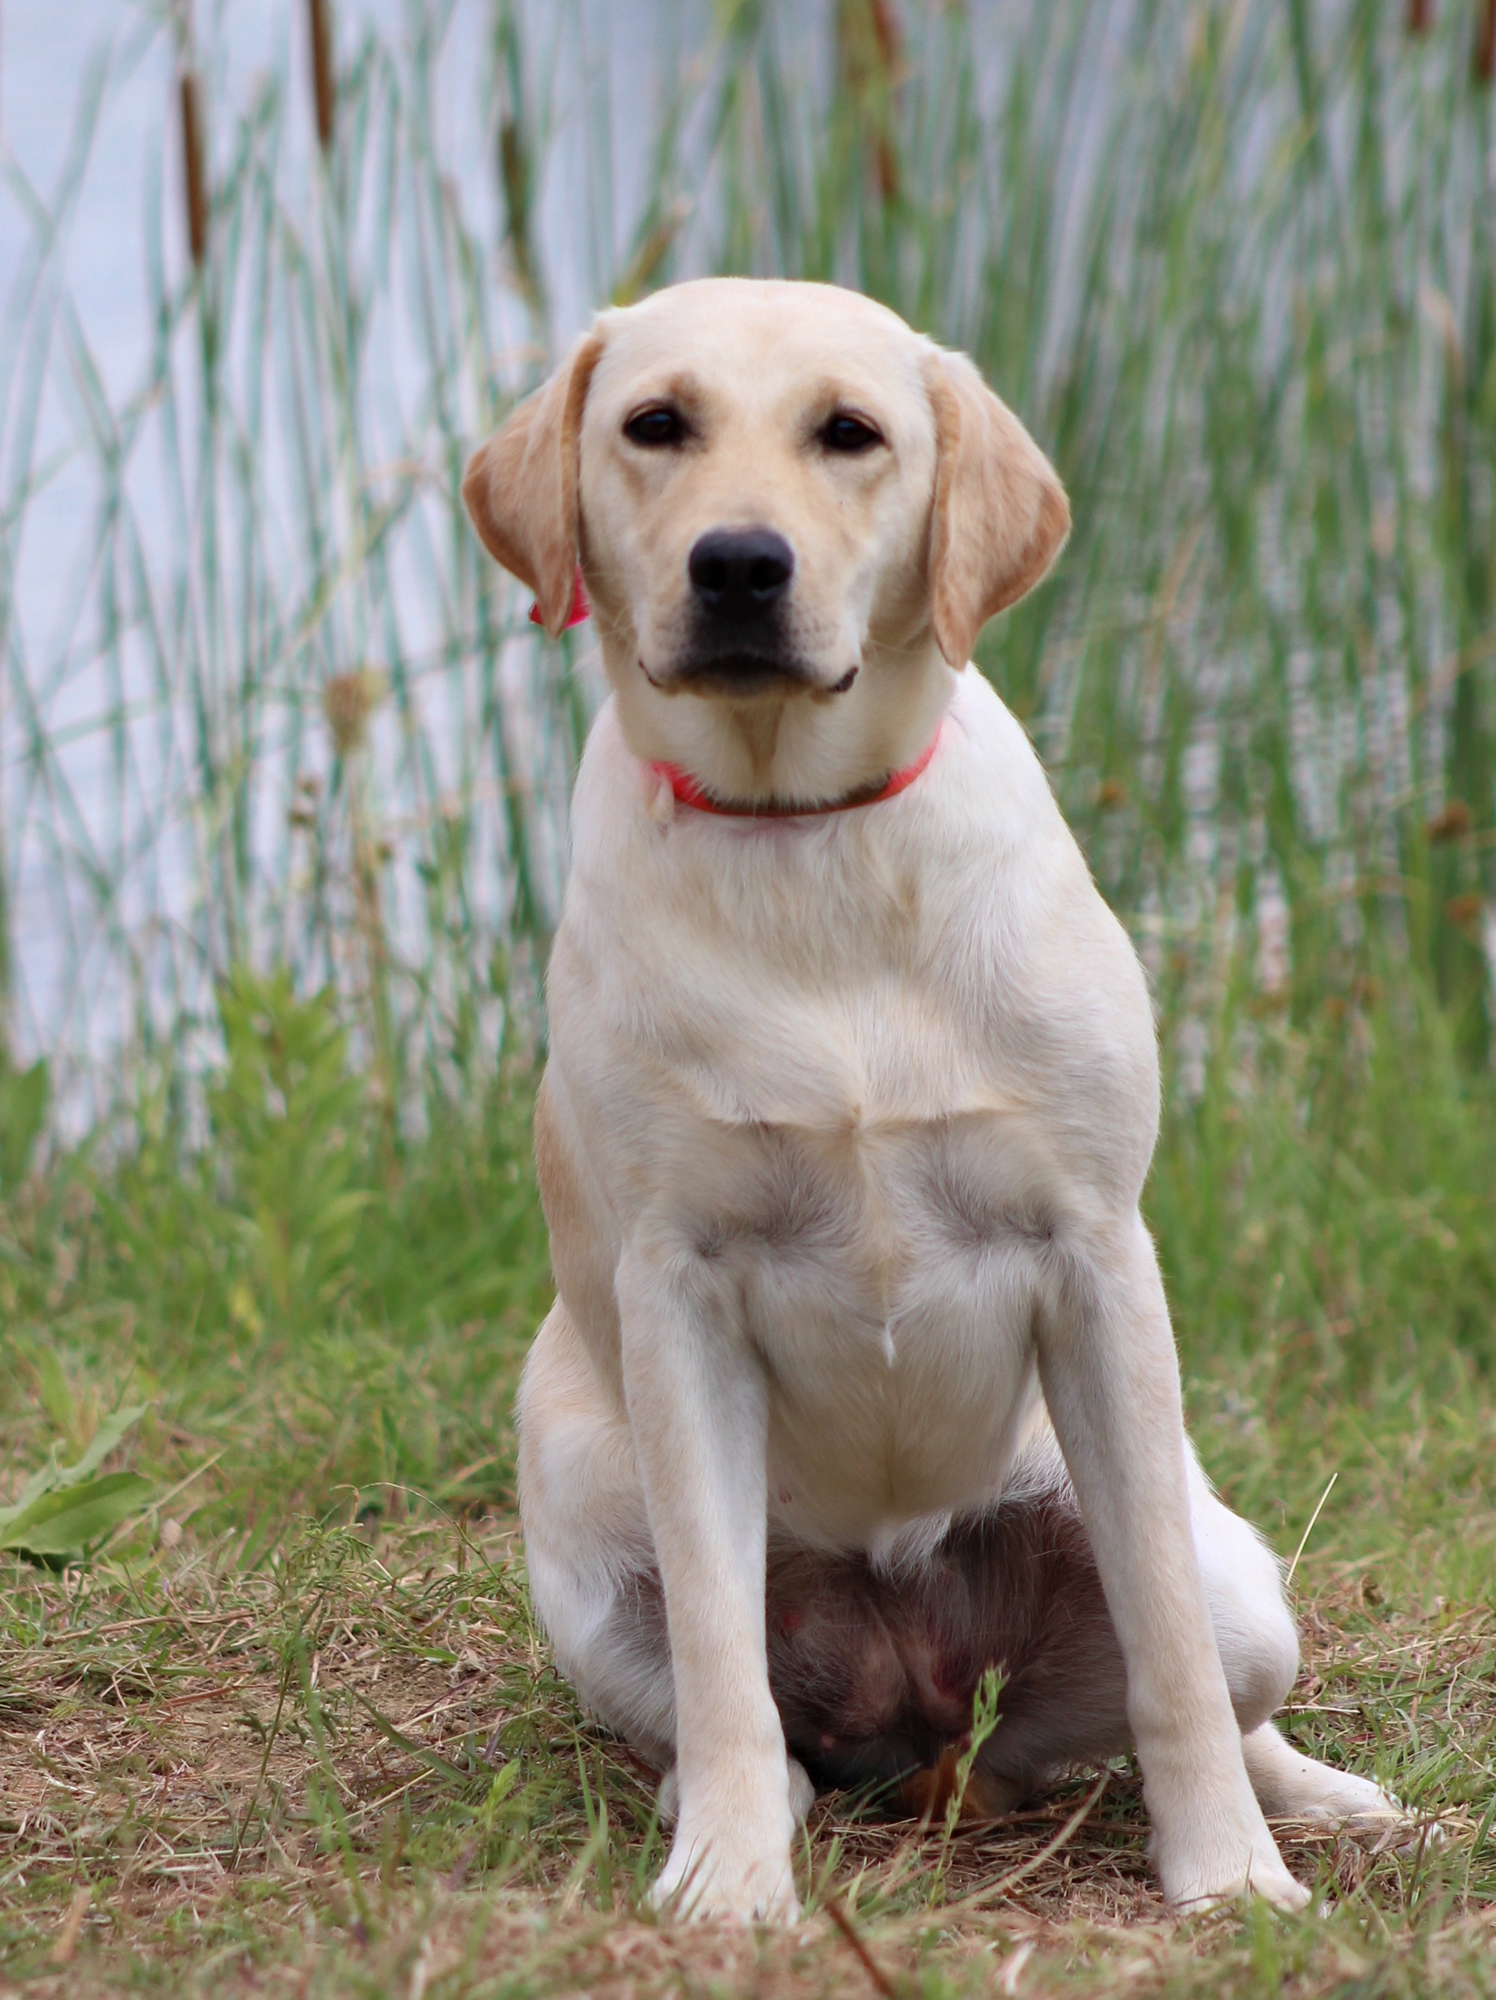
[1,1,1495,1995]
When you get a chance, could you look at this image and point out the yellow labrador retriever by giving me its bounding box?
[463,278,1395,1922]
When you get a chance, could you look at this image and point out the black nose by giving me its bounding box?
[688,528,795,622]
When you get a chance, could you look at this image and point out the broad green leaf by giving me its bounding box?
[0,1451,65,1527]
[61,1405,149,1486]
[0,1472,152,1555]
[0,1053,48,1190]
[0,1403,149,1536]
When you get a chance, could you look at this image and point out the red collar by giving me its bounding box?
[650,724,944,818]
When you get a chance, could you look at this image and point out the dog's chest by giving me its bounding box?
[683,970,1046,1219]
[738,1122,1048,1530]
[593,852,1070,1327]
[653,979,1057,1525]
[702,1021,1053,1317]
[553,728,1148,1526]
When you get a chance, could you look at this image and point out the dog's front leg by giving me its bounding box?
[1038,1212,1309,1912]
[617,1235,799,1923]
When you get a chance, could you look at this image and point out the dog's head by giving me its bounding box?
[465,279,1068,800]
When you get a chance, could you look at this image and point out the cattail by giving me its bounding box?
[836,0,905,205]
[499,118,540,314]
[179,66,208,268]
[322,668,385,758]
[868,0,903,70]
[1477,0,1496,81]
[1405,0,1433,31]
[308,0,335,153]
[1427,799,1472,842]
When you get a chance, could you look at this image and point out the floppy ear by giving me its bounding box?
[462,330,606,637]
[924,348,1070,668]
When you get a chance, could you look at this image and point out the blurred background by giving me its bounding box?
[4,0,1492,1119]
[0,0,1493,1436]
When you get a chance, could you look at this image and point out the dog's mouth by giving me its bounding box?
[641,653,859,700]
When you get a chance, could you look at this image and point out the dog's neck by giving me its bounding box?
[602,638,960,811]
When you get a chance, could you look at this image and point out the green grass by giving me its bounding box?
[1,0,1495,1992]
[2,973,1495,1995]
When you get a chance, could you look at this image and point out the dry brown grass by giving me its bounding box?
[3,1509,1492,2000]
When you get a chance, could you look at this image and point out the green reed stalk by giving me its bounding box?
[0,1,1492,1118]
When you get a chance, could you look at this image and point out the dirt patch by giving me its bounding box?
[1,1526,1490,1997]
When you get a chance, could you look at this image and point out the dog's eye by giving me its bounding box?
[820,413,883,454]
[624,406,687,448]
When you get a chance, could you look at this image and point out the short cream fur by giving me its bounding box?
[463,279,1398,1923]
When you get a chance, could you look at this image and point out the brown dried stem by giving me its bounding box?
[1477,0,1496,80]
[179,67,208,269]
[309,0,336,153]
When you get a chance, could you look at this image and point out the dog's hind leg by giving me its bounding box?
[1185,1449,1300,1736]
[517,1302,676,1767]
[1185,1453,1400,1824]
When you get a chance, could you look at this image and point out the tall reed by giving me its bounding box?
[0,0,1491,1124]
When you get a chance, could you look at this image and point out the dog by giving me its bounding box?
[462,278,1398,1922]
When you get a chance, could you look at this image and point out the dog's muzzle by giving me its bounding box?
[652,525,851,698]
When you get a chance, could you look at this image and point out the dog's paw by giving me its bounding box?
[1242,1724,1404,1829]
[1266,1763,1433,1857]
[1153,1814,1309,1914]
[1279,1767,1403,1827]
[648,1823,800,1924]
[1166,1850,1310,1915]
